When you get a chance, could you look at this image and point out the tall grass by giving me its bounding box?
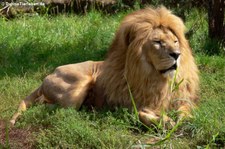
[0,10,224,148]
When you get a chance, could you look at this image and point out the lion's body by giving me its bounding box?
[11,7,199,126]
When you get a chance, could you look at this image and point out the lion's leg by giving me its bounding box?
[10,86,46,125]
[57,76,93,110]
[177,103,193,121]
[139,109,160,126]
[139,108,175,128]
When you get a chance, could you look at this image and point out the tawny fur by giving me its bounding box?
[11,6,199,127]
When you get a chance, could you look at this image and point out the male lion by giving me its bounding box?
[11,6,199,127]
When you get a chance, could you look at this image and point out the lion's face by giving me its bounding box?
[142,27,181,78]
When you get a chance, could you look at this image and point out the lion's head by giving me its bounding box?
[99,6,199,118]
[141,27,181,78]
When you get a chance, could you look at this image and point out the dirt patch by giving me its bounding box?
[0,120,34,149]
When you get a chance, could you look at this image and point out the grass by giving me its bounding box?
[17,106,140,148]
[0,10,225,148]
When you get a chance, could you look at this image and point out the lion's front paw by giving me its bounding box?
[162,114,176,129]
[139,108,175,129]
[177,105,194,123]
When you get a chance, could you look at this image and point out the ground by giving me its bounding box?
[0,120,33,148]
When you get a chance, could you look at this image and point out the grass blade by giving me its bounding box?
[125,76,139,121]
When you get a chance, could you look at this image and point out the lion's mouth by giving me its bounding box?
[159,63,177,74]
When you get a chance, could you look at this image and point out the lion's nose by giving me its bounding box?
[169,52,180,60]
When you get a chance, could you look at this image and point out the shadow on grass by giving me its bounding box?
[0,40,107,78]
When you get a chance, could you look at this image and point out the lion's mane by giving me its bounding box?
[98,7,199,112]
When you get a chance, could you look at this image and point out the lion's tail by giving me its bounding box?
[10,85,44,126]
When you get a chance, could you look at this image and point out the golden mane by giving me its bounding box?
[99,6,199,114]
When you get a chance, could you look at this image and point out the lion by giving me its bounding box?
[10,6,199,127]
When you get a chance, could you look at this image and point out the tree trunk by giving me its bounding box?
[208,0,224,44]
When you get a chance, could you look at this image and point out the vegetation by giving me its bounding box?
[0,9,224,148]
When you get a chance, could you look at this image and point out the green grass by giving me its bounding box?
[17,106,141,148]
[0,10,225,148]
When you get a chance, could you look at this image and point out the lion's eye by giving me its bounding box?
[153,40,161,49]
[174,40,178,44]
